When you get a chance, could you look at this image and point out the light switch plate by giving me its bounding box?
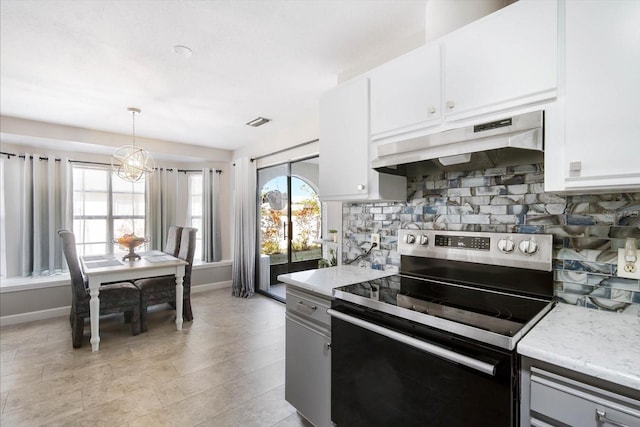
[617,248,640,279]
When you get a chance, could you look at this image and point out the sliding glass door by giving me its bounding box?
[257,157,321,301]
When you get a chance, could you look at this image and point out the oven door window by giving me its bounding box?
[331,316,516,427]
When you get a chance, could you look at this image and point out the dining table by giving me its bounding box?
[80,250,188,351]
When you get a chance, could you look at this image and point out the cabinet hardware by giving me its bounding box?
[446,101,455,109]
[357,184,365,190]
[569,161,582,172]
[297,300,317,310]
[427,107,436,115]
[596,409,630,427]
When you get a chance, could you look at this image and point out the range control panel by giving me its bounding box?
[434,235,491,251]
[397,229,553,271]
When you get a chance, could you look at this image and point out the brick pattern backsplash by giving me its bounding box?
[342,163,640,314]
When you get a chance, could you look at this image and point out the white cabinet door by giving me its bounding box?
[444,0,558,121]
[370,43,442,138]
[559,0,640,190]
[319,77,406,201]
[319,77,370,200]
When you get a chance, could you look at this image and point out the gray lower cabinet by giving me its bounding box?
[285,286,332,427]
[521,359,640,427]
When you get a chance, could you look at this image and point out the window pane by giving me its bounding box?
[82,220,107,243]
[191,198,201,215]
[84,192,108,216]
[73,168,84,189]
[189,174,202,193]
[82,243,108,256]
[73,220,83,238]
[112,193,133,215]
[73,192,84,216]
[114,219,136,237]
[112,176,144,193]
[83,169,109,191]
[133,219,145,237]
[132,194,145,215]
[191,218,202,230]
[73,192,108,216]
[72,165,146,256]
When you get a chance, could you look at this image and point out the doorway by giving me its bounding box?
[257,157,321,301]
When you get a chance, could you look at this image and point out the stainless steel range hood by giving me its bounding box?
[372,111,544,176]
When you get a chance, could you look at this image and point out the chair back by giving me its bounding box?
[58,229,88,302]
[163,226,183,257]
[178,227,198,291]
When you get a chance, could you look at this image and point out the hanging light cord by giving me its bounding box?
[132,110,136,147]
[129,107,140,148]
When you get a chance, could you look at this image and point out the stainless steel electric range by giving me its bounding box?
[329,229,555,427]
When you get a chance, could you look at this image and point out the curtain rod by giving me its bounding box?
[0,151,222,173]
[178,169,222,174]
[250,138,319,162]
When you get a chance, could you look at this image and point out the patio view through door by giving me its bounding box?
[257,157,321,301]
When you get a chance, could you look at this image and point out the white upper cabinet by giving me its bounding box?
[319,77,406,201]
[369,43,442,139]
[368,0,558,143]
[545,0,640,192]
[443,0,558,122]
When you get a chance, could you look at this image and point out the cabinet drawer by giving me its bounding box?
[530,367,640,427]
[286,287,331,328]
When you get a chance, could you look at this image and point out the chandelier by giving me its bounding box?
[111,107,155,182]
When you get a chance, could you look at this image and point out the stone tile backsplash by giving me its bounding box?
[342,163,640,314]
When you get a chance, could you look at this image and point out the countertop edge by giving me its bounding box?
[517,303,640,392]
[277,266,396,298]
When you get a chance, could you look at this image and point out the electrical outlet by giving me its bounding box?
[370,284,380,301]
[371,233,380,246]
[618,248,640,279]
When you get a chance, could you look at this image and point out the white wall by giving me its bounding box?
[232,106,320,165]
[424,0,516,42]
[1,115,232,163]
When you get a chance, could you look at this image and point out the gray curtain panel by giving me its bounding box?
[0,155,72,277]
[202,168,222,262]
[232,157,256,298]
[146,168,179,252]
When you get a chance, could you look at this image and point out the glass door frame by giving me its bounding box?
[256,155,321,302]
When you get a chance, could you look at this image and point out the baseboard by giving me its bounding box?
[192,280,232,293]
[0,281,233,327]
[0,306,70,327]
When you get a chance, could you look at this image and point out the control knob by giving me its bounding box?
[419,235,429,246]
[519,239,539,255]
[497,238,515,253]
[404,234,416,244]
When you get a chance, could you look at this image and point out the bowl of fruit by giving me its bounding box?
[112,233,149,261]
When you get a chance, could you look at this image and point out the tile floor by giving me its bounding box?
[0,288,312,427]
[267,283,286,301]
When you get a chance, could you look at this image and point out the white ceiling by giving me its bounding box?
[0,0,428,153]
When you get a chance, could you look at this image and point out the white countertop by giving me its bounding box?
[277,265,396,297]
[518,303,640,391]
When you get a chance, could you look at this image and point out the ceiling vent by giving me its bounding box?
[246,117,271,127]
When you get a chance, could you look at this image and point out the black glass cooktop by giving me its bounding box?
[336,274,551,338]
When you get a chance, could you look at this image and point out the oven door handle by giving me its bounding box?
[327,309,498,376]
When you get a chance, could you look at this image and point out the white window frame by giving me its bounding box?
[72,164,146,256]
